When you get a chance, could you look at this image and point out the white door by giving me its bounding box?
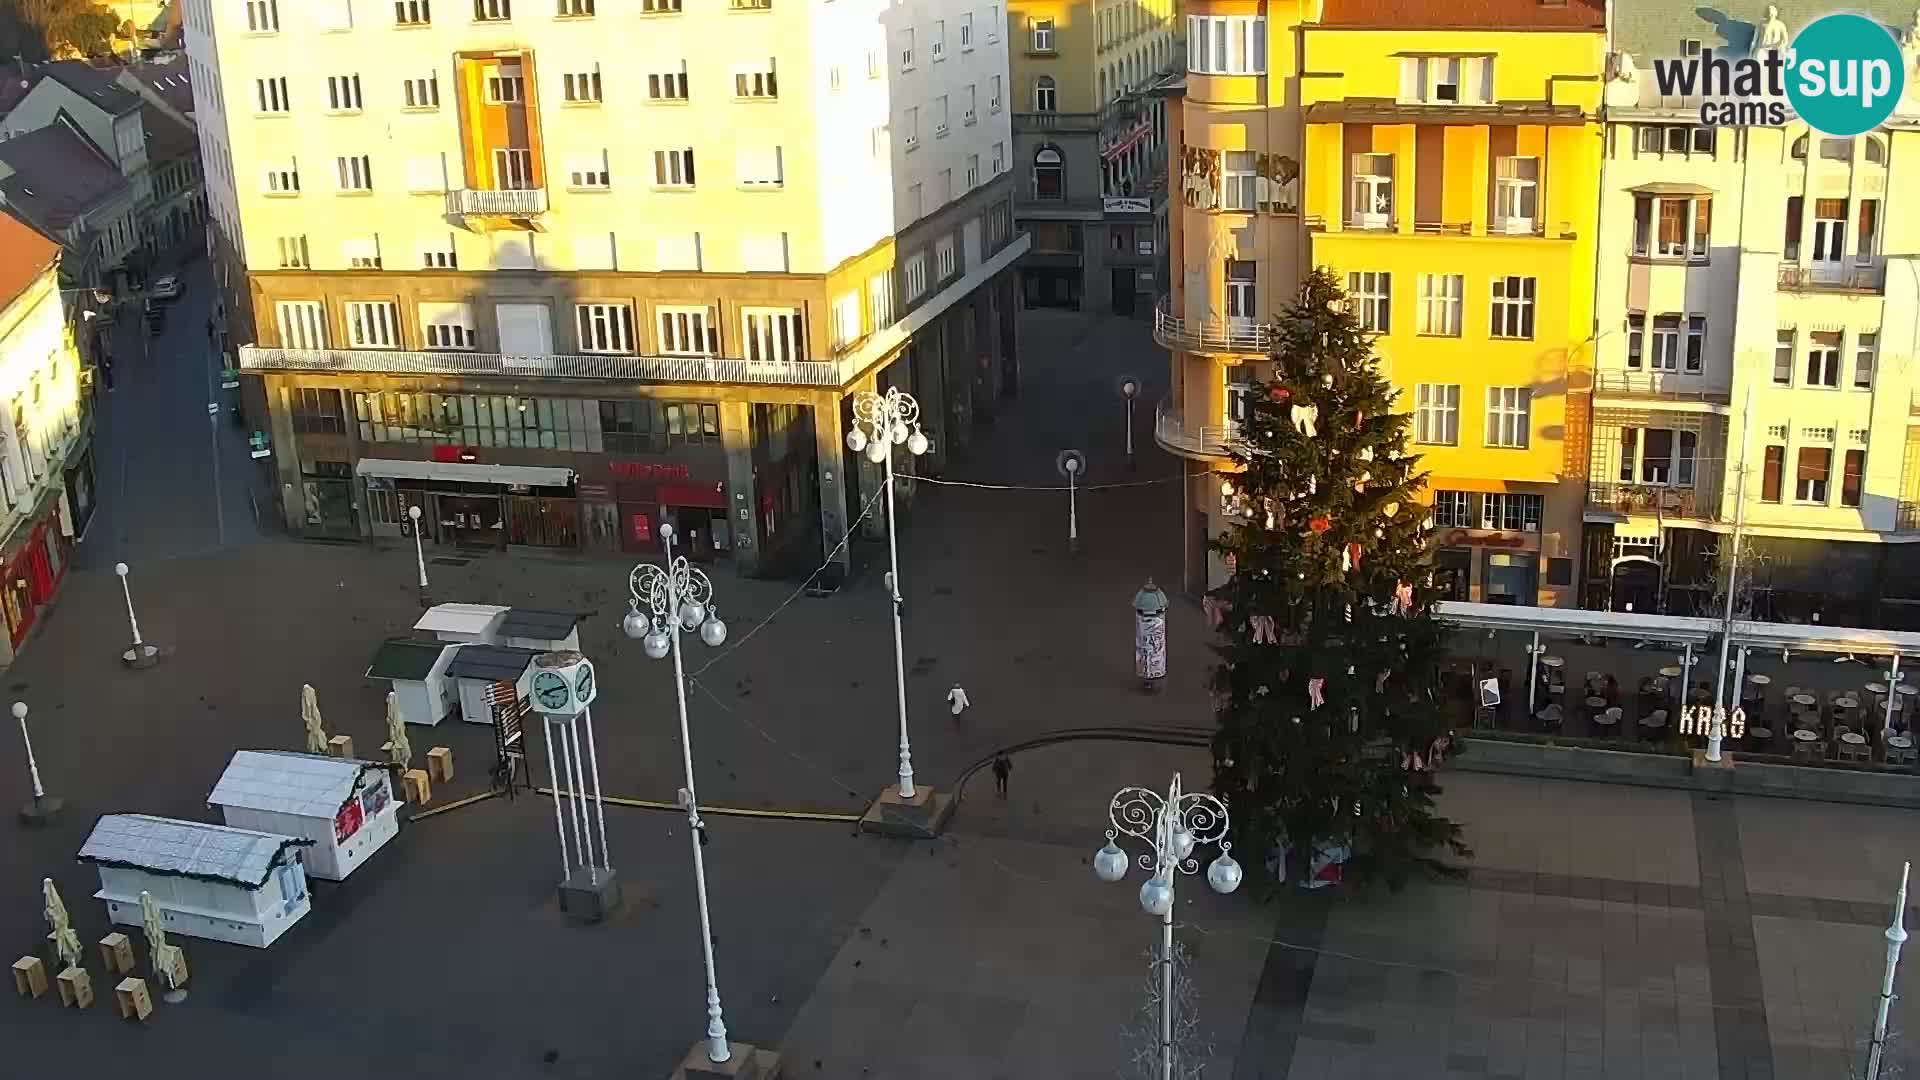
[1810,200,1846,282]
[495,303,552,355]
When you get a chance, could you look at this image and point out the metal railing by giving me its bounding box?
[1777,261,1885,293]
[239,346,843,386]
[1586,481,1722,521]
[1154,397,1241,458]
[1152,296,1277,354]
[444,188,549,216]
[1013,111,1102,132]
[1590,371,1732,405]
[1900,501,1920,531]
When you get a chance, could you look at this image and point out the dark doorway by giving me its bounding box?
[1111,268,1137,315]
[1611,559,1661,614]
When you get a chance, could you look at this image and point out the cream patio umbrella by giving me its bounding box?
[302,684,328,754]
[385,691,412,771]
[42,878,81,972]
[141,890,187,1002]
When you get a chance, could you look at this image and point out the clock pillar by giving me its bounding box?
[532,650,619,922]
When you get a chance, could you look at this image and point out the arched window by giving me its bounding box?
[1865,135,1887,164]
[1034,146,1064,200]
[1034,75,1056,112]
[1790,134,1808,159]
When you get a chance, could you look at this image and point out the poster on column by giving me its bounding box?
[1136,611,1167,680]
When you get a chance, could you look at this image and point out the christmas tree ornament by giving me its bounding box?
[1307,677,1325,709]
[1290,403,1319,437]
[1382,500,1400,518]
[1250,614,1278,644]
[1376,671,1390,693]
[1309,515,1331,534]
[1346,542,1364,571]
[1391,581,1414,615]
[1268,384,1291,403]
[1321,373,1335,389]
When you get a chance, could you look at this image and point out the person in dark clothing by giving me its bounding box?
[991,753,1011,797]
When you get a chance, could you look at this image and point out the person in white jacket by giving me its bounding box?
[947,683,971,721]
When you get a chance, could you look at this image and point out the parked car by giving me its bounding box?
[151,274,181,301]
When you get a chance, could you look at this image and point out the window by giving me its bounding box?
[1345,272,1390,333]
[1819,137,1851,161]
[1761,445,1785,501]
[564,67,602,103]
[327,73,363,111]
[265,158,300,194]
[1624,312,1646,368]
[1033,147,1063,199]
[246,0,279,31]
[736,146,783,188]
[1399,55,1491,104]
[648,63,689,101]
[315,0,353,29]
[420,234,457,268]
[473,0,509,19]
[991,141,1005,174]
[276,235,310,268]
[904,106,920,150]
[1034,75,1056,112]
[1811,198,1847,267]
[869,272,894,329]
[735,60,777,99]
[1485,386,1531,448]
[1481,493,1542,532]
[1417,274,1461,336]
[291,388,345,434]
[335,154,373,192]
[1842,449,1865,508]
[741,233,788,272]
[486,65,524,103]
[278,301,325,348]
[345,301,400,348]
[933,236,957,280]
[492,148,533,189]
[655,233,701,271]
[742,308,805,364]
[965,153,979,191]
[1773,330,1794,384]
[1633,195,1711,258]
[1856,332,1877,389]
[1221,151,1257,211]
[1225,261,1255,320]
[343,236,382,268]
[599,401,720,454]
[1784,196,1803,260]
[420,303,476,350]
[405,154,447,192]
[831,292,861,347]
[566,150,610,189]
[255,76,289,113]
[900,28,916,69]
[395,0,429,24]
[1489,276,1535,339]
[642,0,680,10]
[932,19,945,59]
[1414,384,1459,445]
[987,4,998,41]
[1431,490,1473,528]
[990,75,1002,112]
[572,303,635,353]
[904,253,929,300]
[557,0,591,14]
[1796,446,1831,502]
[653,148,695,188]
[1186,16,1265,74]
[935,95,950,136]
[1030,17,1053,51]
[656,306,718,355]
[403,73,439,108]
[964,85,977,125]
[960,12,973,49]
[1857,199,1879,261]
[1493,157,1537,233]
[490,232,535,269]
[1806,331,1841,387]
[1350,154,1392,228]
[1646,314,1681,372]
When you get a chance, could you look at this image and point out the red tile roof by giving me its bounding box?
[0,211,61,315]
[1318,0,1605,29]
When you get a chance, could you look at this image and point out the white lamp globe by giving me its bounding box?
[1170,826,1196,862]
[891,421,910,445]
[679,600,707,630]
[1206,851,1244,895]
[866,440,888,465]
[907,430,929,456]
[1139,877,1174,917]
[846,428,868,453]
[642,628,672,660]
[621,609,652,640]
[699,617,728,648]
[1093,840,1128,883]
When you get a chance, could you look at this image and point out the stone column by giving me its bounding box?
[718,400,761,576]
[811,394,852,574]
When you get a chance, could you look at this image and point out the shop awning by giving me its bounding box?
[355,458,574,488]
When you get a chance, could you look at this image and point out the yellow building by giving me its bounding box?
[1160,0,1606,606]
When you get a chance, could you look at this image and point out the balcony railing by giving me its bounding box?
[1586,481,1722,522]
[1154,397,1240,459]
[1777,261,1885,293]
[1153,296,1276,354]
[1013,111,1102,132]
[444,188,549,216]
[1591,371,1732,405]
[240,346,843,386]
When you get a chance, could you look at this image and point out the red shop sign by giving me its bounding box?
[1442,529,1531,549]
[610,461,690,481]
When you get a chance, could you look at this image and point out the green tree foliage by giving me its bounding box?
[1208,268,1469,890]
[1,0,121,60]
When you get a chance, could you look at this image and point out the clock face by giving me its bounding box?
[574,662,595,703]
[533,670,571,711]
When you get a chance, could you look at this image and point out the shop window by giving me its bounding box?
[291,387,345,434]
[598,400,720,454]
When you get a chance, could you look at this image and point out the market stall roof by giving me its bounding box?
[498,608,579,642]
[1435,601,1719,644]
[79,814,311,890]
[444,643,540,682]
[208,750,380,819]
[414,603,508,638]
[365,638,448,681]
[1727,619,1920,659]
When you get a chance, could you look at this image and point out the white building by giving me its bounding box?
[1588,1,1920,626]
[208,750,401,881]
[79,814,313,949]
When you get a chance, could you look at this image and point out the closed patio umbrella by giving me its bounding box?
[42,878,81,971]
[302,684,328,754]
[141,890,186,1001]
[385,691,412,770]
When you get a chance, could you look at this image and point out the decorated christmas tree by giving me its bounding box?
[1207,269,1469,890]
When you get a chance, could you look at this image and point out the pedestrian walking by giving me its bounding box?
[991,753,1011,798]
[205,317,214,340]
[947,683,971,722]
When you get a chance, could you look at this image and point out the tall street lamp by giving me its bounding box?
[623,524,780,1076]
[408,504,430,605]
[115,562,159,668]
[1093,772,1242,1080]
[846,388,932,809]
[13,701,61,825]
[1119,376,1140,470]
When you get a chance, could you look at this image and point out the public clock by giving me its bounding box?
[533,670,572,712]
[573,661,597,707]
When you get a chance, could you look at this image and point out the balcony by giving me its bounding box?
[1777,261,1885,293]
[1153,296,1276,354]
[1154,397,1240,459]
[241,346,843,387]
[1013,111,1102,133]
[445,187,549,221]
[1591,371,1731,408]
[1586,482,1722,522]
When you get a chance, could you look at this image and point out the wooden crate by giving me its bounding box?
[98,933,134,975]
[12,955,46,998]
[403,768,432,804]
[328,734,355,759]
[426,746,454,784]
[114,977,153,1021]
[55,966,93,1008]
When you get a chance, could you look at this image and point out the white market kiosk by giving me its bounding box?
[365,638,457,727]
[208,750,401,881]
[445,644,540,726]
[497,608,582,653]
[78,814,313,949]
[416,603,509,644]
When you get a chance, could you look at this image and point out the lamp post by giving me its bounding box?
[13,701,60,825]
[115,562,159,668]
[846,388,929,803]
[1707,386,1756,763]
[1058,449,1087,554]
[624,524,777,1075]
[1119,376,1140,470]
[1866,862,1912,1080]
[408,504,430,605]
[1093,772,1242,1080]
